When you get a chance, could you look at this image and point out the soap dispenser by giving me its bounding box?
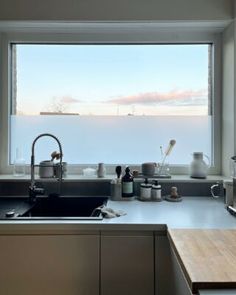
[122,166,134,200]
[151,180,162,201]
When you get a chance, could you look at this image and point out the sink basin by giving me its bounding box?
[18,196,108,220]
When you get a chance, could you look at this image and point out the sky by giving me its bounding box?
[14,44,209,116]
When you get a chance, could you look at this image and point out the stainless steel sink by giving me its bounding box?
[17,196,108,220]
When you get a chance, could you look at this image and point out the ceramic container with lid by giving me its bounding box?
[140,178,152,201]
[190,152,209,179]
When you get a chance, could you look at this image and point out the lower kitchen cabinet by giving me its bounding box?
[0,231,197,295]
[0,234,99,295]
[101,231,154,295]
[155,235,192,295]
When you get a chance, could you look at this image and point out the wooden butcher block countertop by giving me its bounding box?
[168,229,236,293]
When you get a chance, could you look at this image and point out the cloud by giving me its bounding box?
[60,96,81,104]
[106,89,207,106]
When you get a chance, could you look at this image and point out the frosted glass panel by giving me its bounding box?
[10,115,211,165]
[10,44,211,166]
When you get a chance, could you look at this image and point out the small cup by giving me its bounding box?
[110,182,122,201]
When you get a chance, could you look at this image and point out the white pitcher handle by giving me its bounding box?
[204,154,210,166]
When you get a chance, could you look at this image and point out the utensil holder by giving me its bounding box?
[110,182,122,201]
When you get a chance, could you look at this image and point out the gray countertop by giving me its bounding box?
[105,197,236,229]
[0,196,234,232]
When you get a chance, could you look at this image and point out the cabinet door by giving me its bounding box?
[101,232,154,295]
[155,235,192,295]
[0,234,99,295]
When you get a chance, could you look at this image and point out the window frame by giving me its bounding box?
[0,25,222,175]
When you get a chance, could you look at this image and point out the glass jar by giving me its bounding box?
[13,148,26,177]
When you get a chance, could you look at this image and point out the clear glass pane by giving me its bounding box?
[10,44,211,165]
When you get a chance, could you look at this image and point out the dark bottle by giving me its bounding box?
[122,166,134,198]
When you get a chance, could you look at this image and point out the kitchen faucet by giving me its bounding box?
[29,133,63,202]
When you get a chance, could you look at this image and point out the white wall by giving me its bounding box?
[0,0,233,21]
[222,21,235,176]
[0,0,234,175]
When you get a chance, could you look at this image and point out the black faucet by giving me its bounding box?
[29,133,63,203]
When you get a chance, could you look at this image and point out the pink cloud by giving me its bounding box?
[60,96,81,104]
[106,89,207,105]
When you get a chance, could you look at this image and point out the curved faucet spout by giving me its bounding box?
[29,133,63,202]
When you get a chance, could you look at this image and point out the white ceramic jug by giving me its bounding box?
[190,152,209,179]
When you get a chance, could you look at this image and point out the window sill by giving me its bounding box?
[0,174,228,183]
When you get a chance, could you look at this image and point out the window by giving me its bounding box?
[0,26,220,174]
[10,43,212,166]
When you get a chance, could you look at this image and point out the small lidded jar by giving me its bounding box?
[140,178,152,201]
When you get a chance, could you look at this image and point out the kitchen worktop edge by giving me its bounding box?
[0,197,234,232]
